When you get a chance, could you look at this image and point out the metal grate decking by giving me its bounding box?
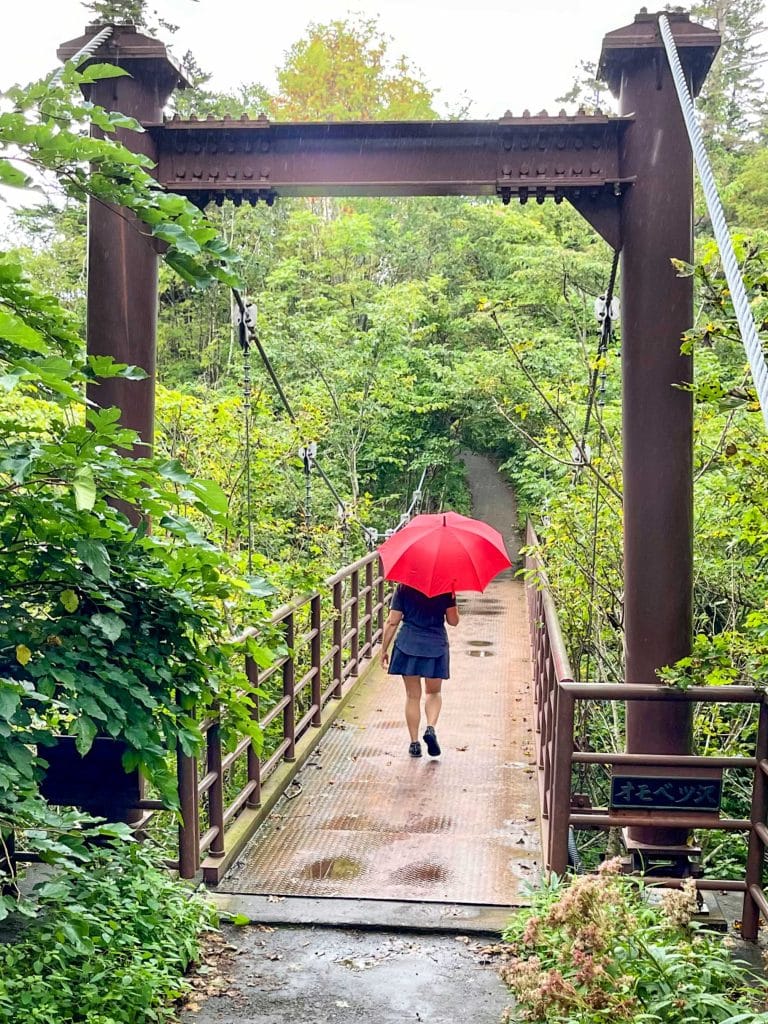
[218,573,540,905]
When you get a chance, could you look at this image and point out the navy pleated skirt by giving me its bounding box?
[389,645,450,680]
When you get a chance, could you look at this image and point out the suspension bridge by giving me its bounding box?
[20,8,768,952]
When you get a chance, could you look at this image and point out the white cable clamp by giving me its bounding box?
[594,295,620,324]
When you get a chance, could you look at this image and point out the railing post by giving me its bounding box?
[350,569,360,676]
[541,663,554,811]
[549,686,575,876]
[283,611,296,760]
[177,741,199,878]
[742,698,768,941]
[206,721,225,859]
[311,594,322,727]
[364,559,373,658]
[376,557,385,638]
[333,580,343,698]
[245,654,261,808]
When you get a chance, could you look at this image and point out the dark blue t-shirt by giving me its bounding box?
[391,585,456,657]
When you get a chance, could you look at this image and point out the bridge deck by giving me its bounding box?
[220,460,540,904]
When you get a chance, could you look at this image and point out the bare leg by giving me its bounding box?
[403,676,422,741]
[424,678,443,727]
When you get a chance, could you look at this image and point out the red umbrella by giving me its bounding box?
[378,511,512,597]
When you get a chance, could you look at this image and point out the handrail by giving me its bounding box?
[524,517,768,943]
[160,550,388,883]
[561,682,762,703]
[525,521,574,682]
[325,551,379,586]
[230,551,381,642]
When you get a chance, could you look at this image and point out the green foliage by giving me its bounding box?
[273,15,437,120]
[660,235,768,695]
[80,0,191,37]
[0,65,271,918]
[82,1,150,26]
[727,148,768,227]
[0,842,216,1024]
[690,0,768,147]
[3,1,768,917]
[502,863,768,1023]
[0,64,240,291]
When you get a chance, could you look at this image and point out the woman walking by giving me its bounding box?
[379,584,459,757]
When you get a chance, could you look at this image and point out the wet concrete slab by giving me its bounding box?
[211,894,513,937]
[181,923,512,1024]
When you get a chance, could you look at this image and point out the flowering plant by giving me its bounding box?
[501,860,768,1023]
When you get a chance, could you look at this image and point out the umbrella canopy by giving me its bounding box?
[378,511,512,597]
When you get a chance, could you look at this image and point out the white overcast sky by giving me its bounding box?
[4,0,765,119]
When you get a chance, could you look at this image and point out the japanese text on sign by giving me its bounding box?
[610,775,721,813]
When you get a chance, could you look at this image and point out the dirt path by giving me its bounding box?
[460,451,523,567]
[184,925,511,1024]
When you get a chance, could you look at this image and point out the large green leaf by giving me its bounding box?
[75,539,111,583]
[91,613,125,643]
[76,63,131,83]
[73,467,96,511]
[73,714,97,756]
[152,222,201,256]
[0,159,32,189]
[0,307,48,353]
[87,354,148,380]
[0,368,26,392]
[188,478,229,515]
[158,459,192,484]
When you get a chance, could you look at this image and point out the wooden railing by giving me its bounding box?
[524,521,768,942]
[170,552,386,883]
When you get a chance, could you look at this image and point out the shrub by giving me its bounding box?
[0,843,216,1024]
[502,860,768,1023]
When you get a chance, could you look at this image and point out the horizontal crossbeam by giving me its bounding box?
[149,114,631,211]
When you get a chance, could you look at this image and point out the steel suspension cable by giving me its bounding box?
[232,287,349,513]
[396,465,429,529]
[51,24,115,85]
[580,247,620,450]
[659,14,768,431]
[239,328,255,573]
[232,287,414,548]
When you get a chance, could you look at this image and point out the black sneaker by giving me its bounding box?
[423,726,441,757]
[409,741,422,758]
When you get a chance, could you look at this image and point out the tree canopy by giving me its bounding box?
[273,16,438,120]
